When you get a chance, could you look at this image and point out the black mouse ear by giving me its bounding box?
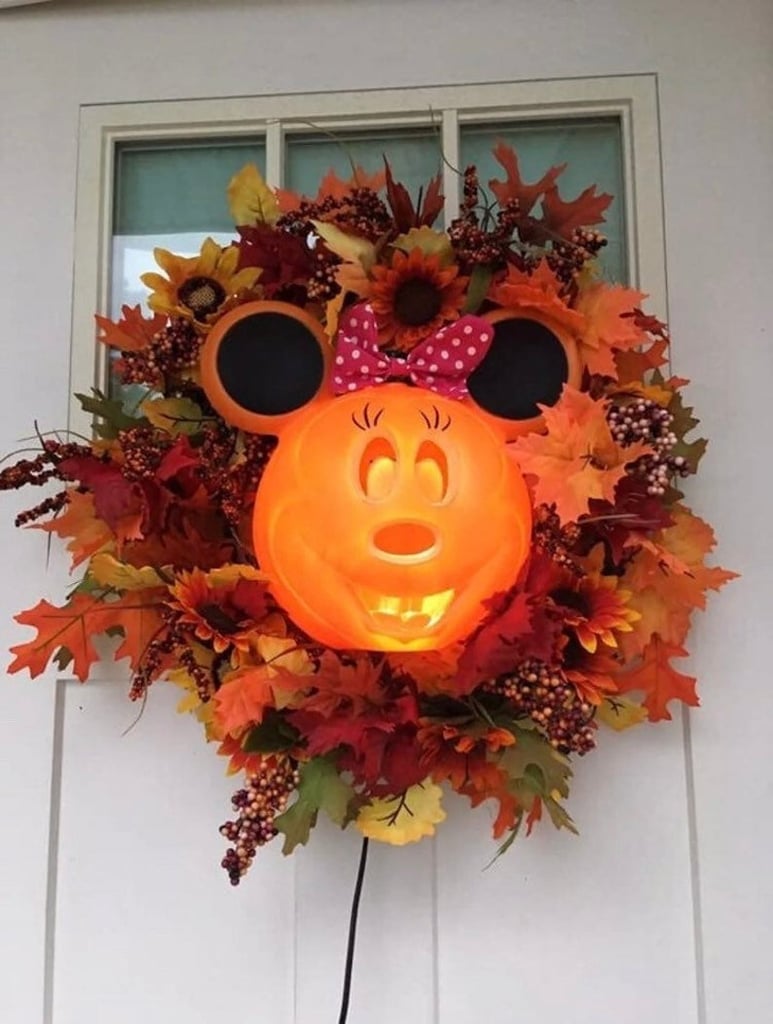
[201,301,329,434]
[466,311,581,439]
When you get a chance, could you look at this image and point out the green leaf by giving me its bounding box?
[243,710,300,754]
[274,755,355,854]
[500,723,573,801]
[75,389,149,440]
[462,264,493,313]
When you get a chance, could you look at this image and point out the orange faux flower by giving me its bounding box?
[369,247,467,351]
[553,570,640,654]
[168,567,271,653]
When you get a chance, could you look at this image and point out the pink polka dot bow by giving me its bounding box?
[331,303,493,400]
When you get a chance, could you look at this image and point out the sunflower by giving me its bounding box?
[141,237,261,330]
[369,247,467,351]
[551,551,640,654]
[168,567,271,653]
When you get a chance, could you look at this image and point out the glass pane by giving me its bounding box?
[114,139,265,235]
[460,118,627,283]
[285,128,441,206]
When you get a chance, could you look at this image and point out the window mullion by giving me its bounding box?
[266,120,284,188]
[441,108,460,224]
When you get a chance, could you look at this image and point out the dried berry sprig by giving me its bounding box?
[220,758,300,885]
[483,659,596,755]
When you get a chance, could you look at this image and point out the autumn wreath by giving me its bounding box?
[2,146,734,885]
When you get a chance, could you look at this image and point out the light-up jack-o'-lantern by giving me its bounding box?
[201,300,581,651]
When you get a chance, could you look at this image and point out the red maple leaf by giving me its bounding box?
[615,637,698,722]
[57,455,140,532]
[95,305,166,352]
[488,141,566,215]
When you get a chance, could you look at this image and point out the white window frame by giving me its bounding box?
[69,75,665,436]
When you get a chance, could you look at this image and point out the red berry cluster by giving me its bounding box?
[0,439,96,525]
[116,319,203,387]
[197,426,277,529]
[448,166,524,270]
[220,759,300,885]
[532,504,583,573]
[483,659,597,755]
[278,187,392,243]
[118,427,171,481]
[546,228,608,284]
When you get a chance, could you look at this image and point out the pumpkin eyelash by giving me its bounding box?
[420,405,451,432]
[352,403,385,431]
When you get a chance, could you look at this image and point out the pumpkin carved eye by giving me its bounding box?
[360,437,398,500]
[415,440,448,503]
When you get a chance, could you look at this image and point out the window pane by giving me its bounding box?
[285,128,441,204]
[111,140,264,315]
[460,119,627,283]
[114,139,265,235]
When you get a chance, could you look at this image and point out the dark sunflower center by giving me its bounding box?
[552,588,589,616]
[178,276,226,319]
[392,277,442,326]
[198,603,241,635]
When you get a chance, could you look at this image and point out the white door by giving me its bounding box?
[1,3,770,1023]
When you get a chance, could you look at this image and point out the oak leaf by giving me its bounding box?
[9,589,165,681]
[33,491,113,568]
[541,182,613,236]
[488,141,566,215]
[274,755,355,854]
[615,637,698,722]
[89,553,165,591]
[356,782,446,846]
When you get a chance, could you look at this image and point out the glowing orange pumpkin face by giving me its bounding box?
[202,301,579,651]
[254,384,531,650]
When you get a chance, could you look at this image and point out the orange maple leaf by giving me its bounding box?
[615,637,698,722]
[213,665,275,735]
[33,491,113,568]
[487,260,585,334]
[95,305,167,352]
[574,283,649,377]
[8,588,164,682]
[541,183,613,234]
[510,386,652,524]
[276,165,386,213]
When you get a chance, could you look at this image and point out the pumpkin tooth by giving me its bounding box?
[360,587,455,632]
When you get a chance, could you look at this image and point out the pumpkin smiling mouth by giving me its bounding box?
[356,586,456,635]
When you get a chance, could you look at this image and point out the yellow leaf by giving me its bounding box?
[356,782,446,846]
[597,696,649,731]
[312,220,376,271]
[205,563,269,588]
[393,226,453,264]
[227,164,280,227]
[140,396,205,436]
[89,553,165,591]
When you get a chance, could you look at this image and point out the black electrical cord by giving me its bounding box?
[337,837,370,1024]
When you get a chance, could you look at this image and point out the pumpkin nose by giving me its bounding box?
[372,521,439,561]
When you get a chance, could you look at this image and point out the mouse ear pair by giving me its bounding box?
[201,301,580,438]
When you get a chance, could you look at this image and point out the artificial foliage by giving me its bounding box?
[2,145,734,885]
